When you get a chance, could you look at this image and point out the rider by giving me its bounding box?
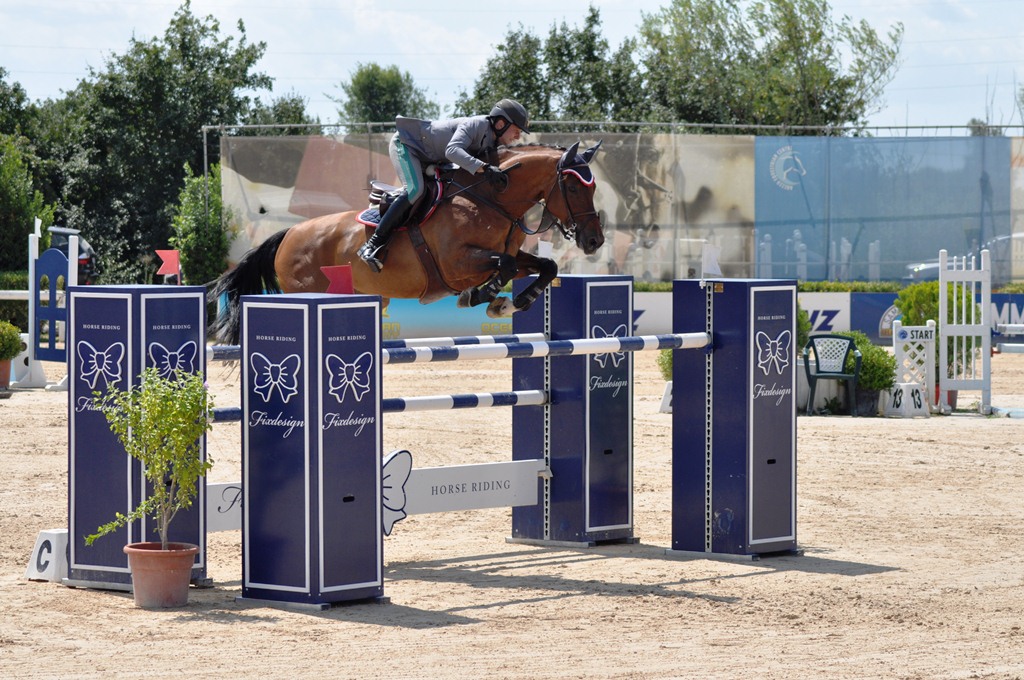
[357,98,531,272]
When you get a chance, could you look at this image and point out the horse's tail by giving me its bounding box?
[207,228,289,345]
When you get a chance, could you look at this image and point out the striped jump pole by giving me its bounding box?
[381,333,709,364]
[206,333,549,362]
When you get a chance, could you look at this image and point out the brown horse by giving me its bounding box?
[209,142,605,344]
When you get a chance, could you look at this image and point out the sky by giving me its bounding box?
[1,0,1023,131]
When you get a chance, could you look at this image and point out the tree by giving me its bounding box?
[0,68,32,136]
[170,163,234,285]
[332,63,438,126]
[454,26,548,123]
[244,91,320,133]
[544,7,615,122]
[36,0,272,283]
[455,8,656,129]
[638,0,903,130]
[0,134,55,271]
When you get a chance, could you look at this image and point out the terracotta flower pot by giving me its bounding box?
[935,385,959,410]
[123,542,198,608]
[0,358,11,390]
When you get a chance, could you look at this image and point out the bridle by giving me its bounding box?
[534,156,600,242]
[448,145,601,244]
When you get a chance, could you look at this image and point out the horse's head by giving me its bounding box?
[542,141,605,255]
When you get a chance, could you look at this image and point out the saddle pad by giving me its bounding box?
[356,208,381,226]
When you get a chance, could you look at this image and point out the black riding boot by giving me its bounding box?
[358,194,412,273]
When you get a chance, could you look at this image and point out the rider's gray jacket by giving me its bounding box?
[394,115,497,175]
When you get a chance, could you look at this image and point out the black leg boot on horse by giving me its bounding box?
[358,193,413,273]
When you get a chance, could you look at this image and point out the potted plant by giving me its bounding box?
[85,366,214,607]
[0,320,24,393]
[836,330,897,417]
[894,281,978,408]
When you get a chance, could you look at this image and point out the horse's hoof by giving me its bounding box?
[456,289,474,308]
[486,297,516,318]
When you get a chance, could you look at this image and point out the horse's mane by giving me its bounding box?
[498,142,567,155]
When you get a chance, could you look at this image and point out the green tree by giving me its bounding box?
[170,163,234,285]
[639,0,903,129]
[0,134,55,271]
[37,0,271,283]
[0,67,32,136]
[454,26,548,123]
[455,7,654,129]
[544,7,615,122]
[244,91,320,133]
[332,63,438,126]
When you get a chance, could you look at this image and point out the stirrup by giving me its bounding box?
[357,242,384,273]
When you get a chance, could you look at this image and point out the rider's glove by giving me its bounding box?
[482,165,508,191]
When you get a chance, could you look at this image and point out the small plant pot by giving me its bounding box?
[123,542,198,608]
[0,358,12,390]
[935,385,958,410]
[854,388,880,417]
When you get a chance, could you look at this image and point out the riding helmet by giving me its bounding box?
[489,99,531,134]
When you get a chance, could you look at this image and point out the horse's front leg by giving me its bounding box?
[456,253,517,310]
[499,252,557,316]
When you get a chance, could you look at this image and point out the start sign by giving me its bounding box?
[896,325,935,343]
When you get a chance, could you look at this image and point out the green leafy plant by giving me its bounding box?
[0,320,23,361]
[657,345,673,381]
[836,330,896,392]
[85,367,214,549]
[821,396,843,415]
[171,163,236,286]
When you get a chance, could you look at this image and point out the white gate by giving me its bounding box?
[938,249,991,414]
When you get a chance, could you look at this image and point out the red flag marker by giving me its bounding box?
[321,265,354,294]
[155,249,181,283]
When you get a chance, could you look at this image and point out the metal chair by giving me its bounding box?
[803,334,862,416]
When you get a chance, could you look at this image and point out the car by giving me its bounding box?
[903,232,1024,287]
[47,226,99,284]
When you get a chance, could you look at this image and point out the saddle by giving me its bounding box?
[356,164,454,228]
[356,165,458,303]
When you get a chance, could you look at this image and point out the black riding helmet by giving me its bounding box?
[489,98,530,134]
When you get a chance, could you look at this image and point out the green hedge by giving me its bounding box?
[0,271,29,331]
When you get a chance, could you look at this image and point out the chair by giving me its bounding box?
[803,334,862,416]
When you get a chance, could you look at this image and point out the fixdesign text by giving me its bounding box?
[249,410,303,438]
[323,411,374,437]
[753,382,792,406]
[589,375,628,398]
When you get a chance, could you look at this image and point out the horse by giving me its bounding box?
[208,141,605,344]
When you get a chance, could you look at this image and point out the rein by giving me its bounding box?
[443,151,598,246]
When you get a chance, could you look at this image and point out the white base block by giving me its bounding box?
[25,529,68,582]
[883,383,930,418]
[208,482,243,532]
[659,381,673,413]
[9,333,48,389]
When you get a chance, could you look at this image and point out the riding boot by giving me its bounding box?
[358,194,412,273]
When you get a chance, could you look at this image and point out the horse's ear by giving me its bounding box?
[564,141,580,160]
[581,140,603,164]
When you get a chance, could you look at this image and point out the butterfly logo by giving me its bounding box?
[250,352,301,403]
[324,352,373,404]
[381,449,412,536]
[149,341,197,379]
[77,341,125,390]
[756,330,791,376]
[592,323,627,369]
